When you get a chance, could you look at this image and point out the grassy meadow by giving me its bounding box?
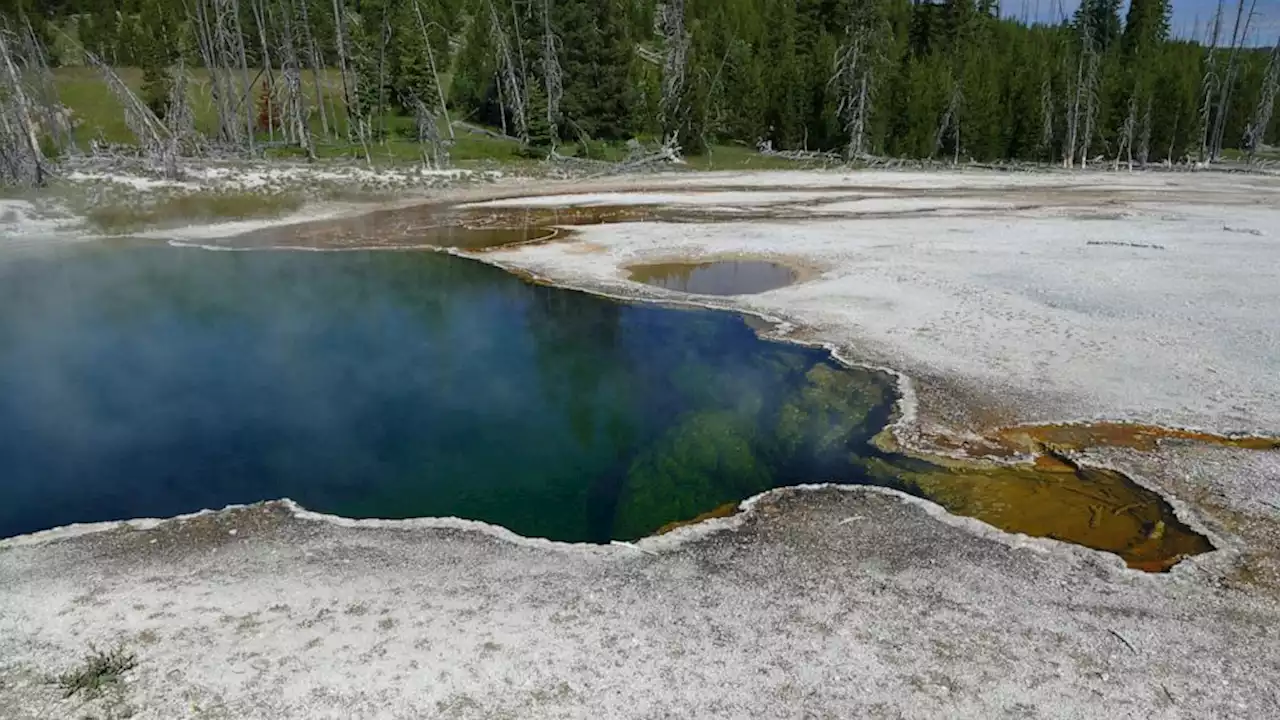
[50,66,819,171]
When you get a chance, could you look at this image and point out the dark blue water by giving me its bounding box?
[0,244,896,541]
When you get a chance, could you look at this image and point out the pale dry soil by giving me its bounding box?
[3,168,1280,719]
[2,468,1279,720]
[466,170,1280,440]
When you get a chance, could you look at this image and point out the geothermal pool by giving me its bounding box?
[0,242,1208,568]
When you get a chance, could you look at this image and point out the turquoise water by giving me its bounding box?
[0,245,897,541]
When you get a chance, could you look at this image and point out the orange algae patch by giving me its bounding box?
[997,423,1280,454]
[656,502,742,535]
[920,422,1278,462]
[863,454,1214,572]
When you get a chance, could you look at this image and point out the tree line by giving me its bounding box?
[1,0,1278,182]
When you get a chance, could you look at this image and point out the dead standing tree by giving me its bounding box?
[330,0,357,144]
[411,0,454,139]
[488,0,528,143]
[1243,39,1280,161]
[295,0,331,139]
[934,84,963,163]
[1115,95,1137,170]
[659,0,689,144]
[1136,97,1152,166]
[1197,2,1225,162]
[0,24,46,186]
[248,0,277,142]
[84,49,179,177]
[1063,16,1100,168]
[333,3,372,164]
[1038,71,1055,158]
[189,0,256,154]
[17,18,75,157]
[166,59,202,158]
[409,95,448,168]
[276,0,316,160]
[539,0,562,147]
[832,13,878,161]
[1210,0,1259,161]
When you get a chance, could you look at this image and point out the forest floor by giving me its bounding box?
[2,166,1279,719]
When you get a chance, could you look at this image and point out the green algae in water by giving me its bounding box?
[0,244,1210,569]
[0,245,881,543]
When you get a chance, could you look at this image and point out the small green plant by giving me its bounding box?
[55,645,138,699]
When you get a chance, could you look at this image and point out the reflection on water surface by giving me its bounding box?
[628,261,799,295]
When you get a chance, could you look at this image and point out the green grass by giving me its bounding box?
[1218,146,1280,162]
[55,66,350,145]
[686,143,835,171]
[84,190,305,234]
[55,66,531,167]
[52,67,816,172]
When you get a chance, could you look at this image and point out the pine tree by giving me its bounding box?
[450,1,499,125]
[764,0,805,149]
[522,81,555,155]
[1122,0,1171,57]
[557,0,634,141]
[137,0,176,118]
[347,1,389,139]
[1074,0,1122,52]
[391,0,440,115]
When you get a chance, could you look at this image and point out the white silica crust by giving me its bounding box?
[475,169,1280,437]
[2,469,1279,720]
[3,168,1279,720]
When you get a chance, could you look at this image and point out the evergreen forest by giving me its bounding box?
[1,0,1278,181]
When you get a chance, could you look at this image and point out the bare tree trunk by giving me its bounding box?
[249,0,276,143]
[496,73,508,136]
[331,0,356,143]
[1136,96,1151,166]
[84,47,178,176]
[376,5,391,144]
[1038,72,1055,159]
[1116,96,1136,171]
[167,58,200,159]
[1197,3,1225,161]
[18,18,75,156]
[659,0,689,142]
[0,25,46,186]
[280,0,315,159]
[833,22,875,160]
[697,43,733,153]
[1243,39,1280,160]
[539,0,562,147]
[488,0,527,142]
[510,0,529,104]
[1211,0,1258,160]
[934,84,962,162]
[227,0,257,154]
[296,0,330,139]
[1079,43,1099,169]
[1064,57,1082,167]
[413,0,454,140]
[189,0,239,146]
[410,96,448,169]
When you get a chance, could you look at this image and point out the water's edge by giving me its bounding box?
[0,239,1228,575]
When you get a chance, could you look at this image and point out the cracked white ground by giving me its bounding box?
[2,169,1279,719]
